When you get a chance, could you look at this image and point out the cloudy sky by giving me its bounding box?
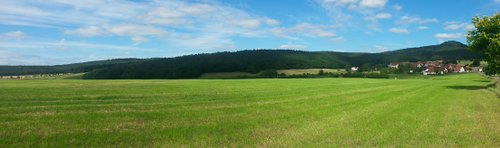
[0,0,498,65]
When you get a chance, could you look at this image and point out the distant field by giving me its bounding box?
[277,68,346,75]
[198,72,258,79]
[0,74,499,147]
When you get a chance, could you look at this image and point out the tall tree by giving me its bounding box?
[467,13,500,75]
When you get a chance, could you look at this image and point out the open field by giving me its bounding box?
[198,72,259,79]
[0,73,499,147]
[277,68,346,75]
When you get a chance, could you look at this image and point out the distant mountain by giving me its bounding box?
[0,41,482,78]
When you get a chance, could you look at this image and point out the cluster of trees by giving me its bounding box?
[467,12,500,76]
[0,59,140,76]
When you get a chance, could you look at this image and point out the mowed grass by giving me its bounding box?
[0,74,499,147]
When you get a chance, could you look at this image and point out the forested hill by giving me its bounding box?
[0,58,141,76]
[0,41,481,78]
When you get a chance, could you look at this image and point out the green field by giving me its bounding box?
[277,68,346,75]
[0,73,499,147]
[198,72,259,79]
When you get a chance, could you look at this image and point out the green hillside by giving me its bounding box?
[0,41,482,79]
[0,58,141,76]
[82,41,481,79]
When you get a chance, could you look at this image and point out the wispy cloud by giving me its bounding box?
[375,13,392,19]
[359,0,388,9]
[388,28,409,34]
[279,44,307,49]
[397,16,439,24]
[1,31,27,40]
[392,4,402,11]
[270,23,337,40]
[330,36,346,43]
[373,45,389,52]
[0,0,281,50]
[0,40,161,52]
[444,22,475,31]
[64,26,105,37]
[417,26,430,30]
[314,0,390,31]
[434,33,464,42]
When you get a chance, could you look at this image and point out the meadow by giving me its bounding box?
[0,73,499,147]
[277,68,346,75]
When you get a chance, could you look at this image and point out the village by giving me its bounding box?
[387,60,483,75]
[0,73,77,79]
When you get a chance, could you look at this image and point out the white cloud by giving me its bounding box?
[435,33,464,40]
[168,33,236,51]
[1,31,27,39]
[141,3,219,26]
[0,40,160,52]
[66,24,167,37]
[0,49,44,65]
[64,26,104,37]
[279,44,307,49]
[0,0,282,48]
[495,0,500,3]
[293,24,336,37]
[392,4,402,11]
[330,36,346,43]
[314,0,386,30]
[235,19,261,29]
[444,22,475,31]
[108,24,167,36]
[131,36,149,44]
[271,23,337,39]
[397,16,439,24]
[322,0,359,6]
[375,13,392,19]
[374,45,389,52]
[359,0,388,8]
[264,18,280,26]
[388,28,409,34]
[417,26,430,30]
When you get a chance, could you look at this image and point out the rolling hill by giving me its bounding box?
[0,41,482,79]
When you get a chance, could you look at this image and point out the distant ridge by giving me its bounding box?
[0,41,482,78]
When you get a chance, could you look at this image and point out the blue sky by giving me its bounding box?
[0,0,498,65]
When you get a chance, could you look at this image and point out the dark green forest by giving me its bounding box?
[0,41,482,79]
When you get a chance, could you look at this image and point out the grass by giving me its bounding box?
[0,73,499,147]
[198,72,259,79]
[277,68,345,75]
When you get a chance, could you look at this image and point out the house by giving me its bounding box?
[453,66,465,73]
[425,61,442,67]
[447,64,456,70]
[423,66,436,75]
[351,67,359,72]
[388,63,400,69]
[471,67,483,72]
[409,62,424,68]
[423,66,447,75]
[416,62,425,68]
